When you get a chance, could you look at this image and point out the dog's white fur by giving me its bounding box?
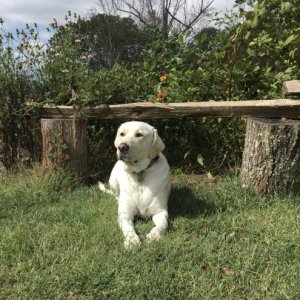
[99,121,171,249]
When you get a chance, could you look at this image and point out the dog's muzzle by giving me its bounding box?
[117,143,130,161]
[118,143,129,153]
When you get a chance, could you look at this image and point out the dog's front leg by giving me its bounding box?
[119,212,141,250]
[146,210,168,241]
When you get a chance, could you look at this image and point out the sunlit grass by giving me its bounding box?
[0,168,299,299]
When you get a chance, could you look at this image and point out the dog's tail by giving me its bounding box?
[98,181,114,196]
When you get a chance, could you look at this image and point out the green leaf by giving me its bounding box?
[247,48,255,57]
[200,32,208,44]
[282,35,296,48]
[178,33,183,45]
[253,65,260,72]
[184,151,190,160]
[207,172,213,180]
[197,154,205,167]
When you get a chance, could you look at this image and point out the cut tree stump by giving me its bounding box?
[241,118,300,195]
[241,80,300,196]
[41,119,87,177]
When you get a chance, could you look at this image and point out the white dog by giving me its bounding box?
[99,121,171,249]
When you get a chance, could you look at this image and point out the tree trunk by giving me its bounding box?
[0,119,4,161]
[0,119,7,176]
[161,0,168,36]
[41,119,87,177]
[241,118,300,195]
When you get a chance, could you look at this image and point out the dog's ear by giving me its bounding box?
[149,128,165,159]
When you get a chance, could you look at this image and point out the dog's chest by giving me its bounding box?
[124,172,161,217]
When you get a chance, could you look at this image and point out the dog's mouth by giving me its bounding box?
[117,152,139,165]
[119,153,130,162]
[117,151,132,162]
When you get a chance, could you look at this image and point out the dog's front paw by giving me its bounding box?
[124,233,141,250]
[146,228,165,242]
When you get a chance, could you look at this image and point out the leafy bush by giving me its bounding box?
[221,0,300,100]
[0,20,44,166]
[1,1,300,176]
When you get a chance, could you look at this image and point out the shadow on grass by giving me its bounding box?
[169,186,218,220]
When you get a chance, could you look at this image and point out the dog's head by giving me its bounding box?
[114,121,165,165]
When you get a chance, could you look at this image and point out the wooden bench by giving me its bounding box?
[35,81,300,195]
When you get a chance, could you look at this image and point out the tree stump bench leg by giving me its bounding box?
[241,80,300,196]
[41,118,88,177]
[241,118,300,195]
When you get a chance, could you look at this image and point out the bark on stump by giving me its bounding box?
[241,118,300,195]
[41,119,87,177]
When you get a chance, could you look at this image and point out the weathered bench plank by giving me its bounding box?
[282,80,300,97]
[31,99,300,120]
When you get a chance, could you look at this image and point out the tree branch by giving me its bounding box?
[183,0,215,33]
[112,0,149,25]
[165,6,189,30]
[109,0,215,33]
[167,0,184,29]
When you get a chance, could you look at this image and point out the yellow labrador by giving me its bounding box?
[99,121,171,249]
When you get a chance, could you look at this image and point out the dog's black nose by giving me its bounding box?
[118,143,129,153]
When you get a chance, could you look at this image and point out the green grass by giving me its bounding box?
[0,167,299,299]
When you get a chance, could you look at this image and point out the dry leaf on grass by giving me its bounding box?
[199,224,208,235]
[220,266,234,276]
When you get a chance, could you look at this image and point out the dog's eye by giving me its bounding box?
[135,133,143,138]
[120,132,125,137]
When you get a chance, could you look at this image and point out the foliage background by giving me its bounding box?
[0,0,299,178]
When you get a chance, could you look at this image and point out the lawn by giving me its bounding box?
[0,167,299,299]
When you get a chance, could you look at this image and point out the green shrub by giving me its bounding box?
[0,20,44,166]
[1,1,300,175]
